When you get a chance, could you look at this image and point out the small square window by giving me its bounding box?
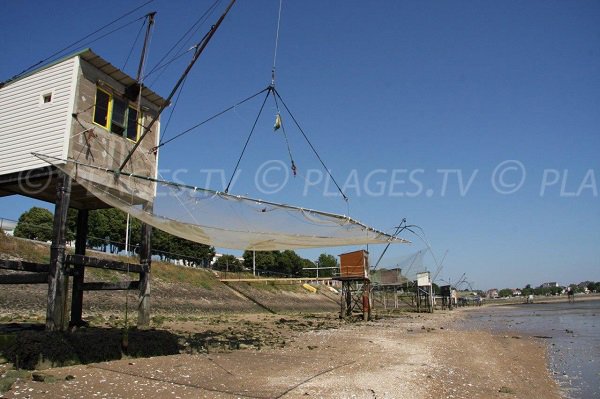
[42,93,52,103]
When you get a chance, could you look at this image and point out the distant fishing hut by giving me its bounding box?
[335,249,371,320]
[0,49,168,331]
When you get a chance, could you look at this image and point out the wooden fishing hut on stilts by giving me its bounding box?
[334,250,371,321]
[0,49,168,331]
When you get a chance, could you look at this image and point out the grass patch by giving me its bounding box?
[0,234,50,263]
[152,262,218,290]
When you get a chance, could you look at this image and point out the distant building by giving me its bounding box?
[540,282,558,288]
[486,289,499,299]
[0,218,16,236]
[512,288,522,296]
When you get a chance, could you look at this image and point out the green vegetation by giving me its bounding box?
[316,253,338,277]
[152,261,218,290]
[0,229,51,263]
[214,254,243,272]
[241,250,336,278]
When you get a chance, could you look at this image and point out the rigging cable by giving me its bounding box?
[158,74,189,146]
[122,17,147,71]
[271,90,297,176]
[152,86,269,151]
[271,0,283,85]
[2,0,154,85]
[119,0,238,173]
[273,88,348,201]
[143,0,222,81]
[225,89,272,193]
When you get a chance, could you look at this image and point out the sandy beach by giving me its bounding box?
[0,309,561,399]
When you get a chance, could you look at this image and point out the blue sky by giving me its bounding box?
[1,0,599,289]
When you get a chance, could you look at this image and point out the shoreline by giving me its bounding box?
[484,293,600,307]
[1,308,561,398]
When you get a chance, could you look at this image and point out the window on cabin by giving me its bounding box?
[111,98,127,135]
[126,107,139,141]
[42,93,52,103]
[93,87,141,141]
[93,89,110,127]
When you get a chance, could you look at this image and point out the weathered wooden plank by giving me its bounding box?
[0,259,49,273]
[137,202,152,328]
[0,273,49,284]
[65,254,145,274]
[81,281,140,291]
[70,209,88,327]
[46,172,71,332]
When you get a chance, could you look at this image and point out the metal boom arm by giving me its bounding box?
[118,0,237,173]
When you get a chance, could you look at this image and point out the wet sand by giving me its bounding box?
[1,310,560,399]
[464,299,600,399]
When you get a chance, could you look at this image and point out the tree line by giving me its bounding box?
[497,282,600,297]
[13,207,339,276]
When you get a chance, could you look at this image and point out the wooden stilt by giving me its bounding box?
[137,203,152,328]
[70,209,88,327]
[362,281,371,321]
[46,172,72,331]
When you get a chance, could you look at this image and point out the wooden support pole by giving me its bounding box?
[70,209,88,327]
[137,203,152,328]
[362,281,371,321]
[339,282,345,319]
[46,172,71,331]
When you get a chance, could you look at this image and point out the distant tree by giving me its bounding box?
[316,253,338,278]
[14,207,54,241]
[167,236,214,267]
[300,258,315,277]
[243,251,277,275]
[88,208,139,253]
[214,254,242,272]
[281,250,305,276]
[521,284,534,296]
[498,288,513,298]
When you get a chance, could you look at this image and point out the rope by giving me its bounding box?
[2,1,153,84]
[271,90,297,176]
[154,87,269,151]
[122,18,147,71]
[273,88,348,201]
[271,0,284,84]
[143,0,221,80]
[225,89,271,193]
[158,74,189,146]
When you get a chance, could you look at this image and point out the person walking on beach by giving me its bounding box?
[567,286,575,303]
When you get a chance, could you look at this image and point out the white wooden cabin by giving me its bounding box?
[0,49,168,209]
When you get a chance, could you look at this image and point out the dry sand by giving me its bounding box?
[1,309,560,399]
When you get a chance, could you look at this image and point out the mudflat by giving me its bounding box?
[1,310,559,399]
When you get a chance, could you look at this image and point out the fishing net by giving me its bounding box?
[40,155,409,251]
[373,249,427,283]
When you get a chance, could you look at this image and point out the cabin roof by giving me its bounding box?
[1,48,169,109]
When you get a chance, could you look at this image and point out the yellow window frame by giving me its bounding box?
[92,87,112,130]
[126,105,143,143]
[93,86,142,143]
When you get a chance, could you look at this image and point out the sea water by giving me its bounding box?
[464,299,600,399]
